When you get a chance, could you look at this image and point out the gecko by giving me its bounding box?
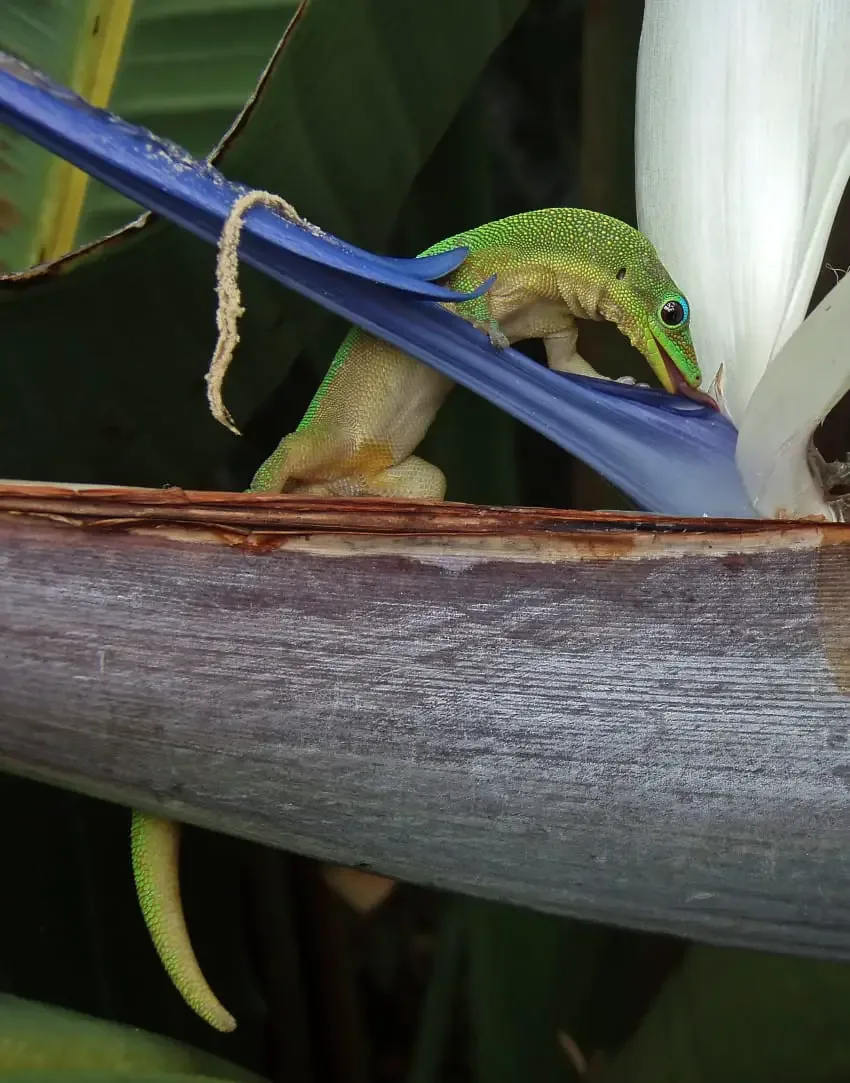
[131,206,710,1032]
[248,206,711,497]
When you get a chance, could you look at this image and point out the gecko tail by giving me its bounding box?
[130,810,236,1032]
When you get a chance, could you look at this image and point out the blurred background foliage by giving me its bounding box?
[2,1,850,1081]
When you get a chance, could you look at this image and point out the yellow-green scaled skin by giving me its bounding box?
[131,811,236,1032]
[250,207,702,497]
[131,207,702,1033]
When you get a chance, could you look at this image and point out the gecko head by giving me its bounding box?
[603,239,717,408]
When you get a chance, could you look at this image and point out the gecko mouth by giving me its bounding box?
[653,335,719,410]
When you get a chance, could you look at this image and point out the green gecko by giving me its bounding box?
[249,206,710,497]
[131,206,708,1032]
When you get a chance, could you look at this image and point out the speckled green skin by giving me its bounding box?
[249,207,702,497]
[131,209,702,1034]
[131,811,235,1031]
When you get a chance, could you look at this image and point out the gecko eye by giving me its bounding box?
[659,295,689,328]
[615,266,627,280]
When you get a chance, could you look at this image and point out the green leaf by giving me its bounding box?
[0,1,299,266]
[0,0,528,490]
[0,1076,248,1083]
[406,897,466,1083]
[76,0,300,246]
[0,993,263,1079]
[601,945,850,1083]
[464,898,610,1083]
[0,0,133,270]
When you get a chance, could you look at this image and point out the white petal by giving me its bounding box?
[636,0,850,427]
[736,272,850,520]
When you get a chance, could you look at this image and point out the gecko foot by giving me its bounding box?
[482,318,509,349]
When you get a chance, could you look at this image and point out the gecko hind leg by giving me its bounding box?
[359,456,448,499]
[131,810,236,1031]
[291,455,447,500]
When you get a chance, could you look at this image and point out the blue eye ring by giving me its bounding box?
[659,294,689,328]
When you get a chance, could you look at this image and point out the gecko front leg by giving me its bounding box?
[543,325,605,378]
[468,314,510,349]
[485,318,510,349]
